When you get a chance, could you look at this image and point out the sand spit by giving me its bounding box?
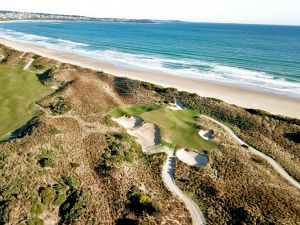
[112,115,143,130]
[176,148,208,167]
[198,129,214,140]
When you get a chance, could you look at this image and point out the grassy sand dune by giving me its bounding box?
[0,64,52,139]
[0,44,299,224]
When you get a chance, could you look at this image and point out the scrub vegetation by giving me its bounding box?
[0,44,299,224]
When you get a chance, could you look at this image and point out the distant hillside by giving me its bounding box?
[0,10,180,23]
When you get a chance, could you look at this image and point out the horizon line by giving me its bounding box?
[1,9,300,27]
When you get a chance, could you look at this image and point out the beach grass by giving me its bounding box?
[112,104,215,152]
[0,64,52,140]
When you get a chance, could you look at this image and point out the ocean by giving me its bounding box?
[0,21,299,98]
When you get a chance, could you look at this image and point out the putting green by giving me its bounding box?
[112,104,215,152]
[0,64,52,140]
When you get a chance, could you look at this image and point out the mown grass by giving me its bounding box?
[111,104,161,118]
[0,65,52,140]
[112,105,215,152]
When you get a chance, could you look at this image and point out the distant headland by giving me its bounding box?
[0,10,181,23]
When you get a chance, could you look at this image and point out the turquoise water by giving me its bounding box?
[0,21,299,97]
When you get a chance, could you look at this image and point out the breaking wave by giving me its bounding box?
[0,28,299,97]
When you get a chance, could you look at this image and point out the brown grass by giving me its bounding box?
[175,118,300,224]
[0,46,190,224]
[1,44,299,224]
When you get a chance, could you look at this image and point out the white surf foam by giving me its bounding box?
[0,28,89,50]
[0,28,299,97]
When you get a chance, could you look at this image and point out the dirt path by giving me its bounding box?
[144,147,206,224]
[162,152,206,225]
[113,114,206,225]
[1,53,33,69]
[42,106,206,224]
[19,52,34,70]
[202,115,300,190]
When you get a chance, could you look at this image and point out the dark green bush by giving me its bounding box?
[39,187,55,205]
[59,189,87,224]
[246,108,300,125]
[142,82,156,91]
[97,133,139,174]
[53,192,67,206]
[124,152,134,163]
[0,200,10,225]
[63,176,78,188]
[114,77,139,97]
[30,204,43,216]
[32,54,41,60]
[36,69,53,85]
[284,132,300,143]
[26,217,44,225]
[127,186,158,216]
[49,97,72,115]
[38,158,54,168]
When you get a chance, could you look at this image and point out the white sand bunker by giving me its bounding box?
[128,123,160,149]
[176,148,208,167]
[113,115,143,130]
[168,97,184,111]
[199,129,214,140]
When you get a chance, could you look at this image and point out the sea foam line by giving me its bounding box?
[0,28,299,97]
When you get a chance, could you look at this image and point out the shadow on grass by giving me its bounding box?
[284,132,300,143]
[36,69,52,85]
[0,116,40,143]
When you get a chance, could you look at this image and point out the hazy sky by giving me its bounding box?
[1,0,300,25]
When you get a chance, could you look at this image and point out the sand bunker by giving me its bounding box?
[176,148,208,167]
[168,97,184,111]
[198,129,214,140]
[113,115,160,149]
[128,123,160,149]
[113,115,143,130]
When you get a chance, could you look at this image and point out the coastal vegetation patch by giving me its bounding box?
[97,132,141,174]
[1,44,299,224]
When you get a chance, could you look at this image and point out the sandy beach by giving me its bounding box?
[0,36,299,118]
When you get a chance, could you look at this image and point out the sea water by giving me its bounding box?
[0,21,299,97]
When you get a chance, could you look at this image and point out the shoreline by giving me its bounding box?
[0,36,299,118]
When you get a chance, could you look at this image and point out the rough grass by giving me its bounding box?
[0,64,52,140]
[1,44,299,224]
[174,117,300,224]
[112,105,215,152]
[0,47,191,225]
